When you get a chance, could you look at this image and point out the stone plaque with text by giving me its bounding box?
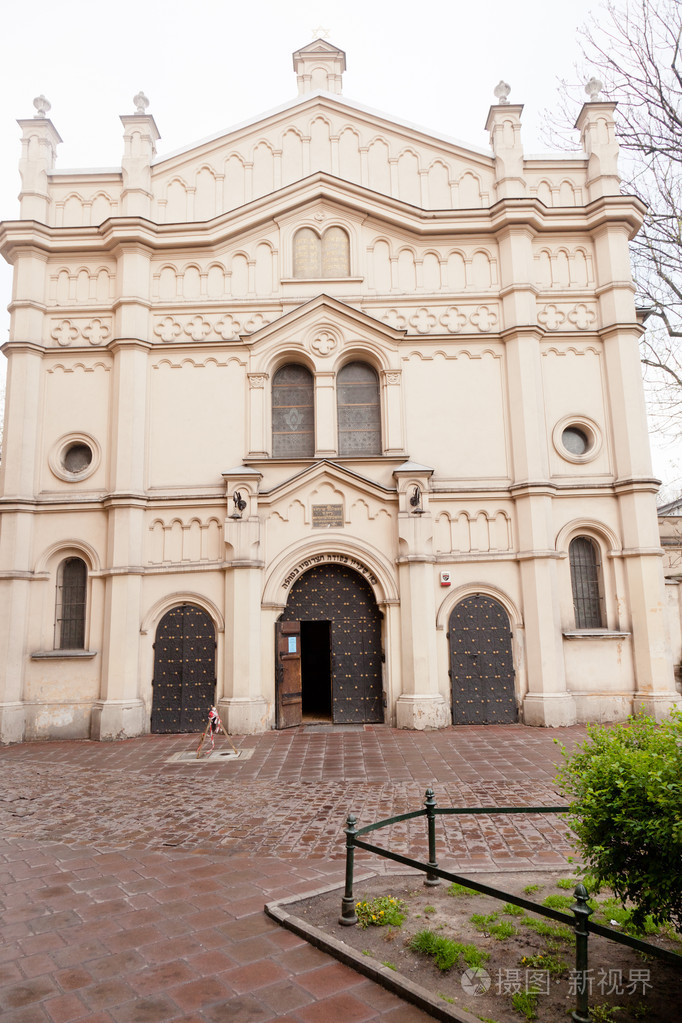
[312,504,344,528]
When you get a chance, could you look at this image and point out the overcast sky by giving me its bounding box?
[0,0,677,490]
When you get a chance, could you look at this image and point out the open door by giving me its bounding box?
[275,620,302,728]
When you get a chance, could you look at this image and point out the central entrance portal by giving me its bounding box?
[276,564,383,727]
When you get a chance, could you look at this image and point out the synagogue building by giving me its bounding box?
[0,40,677,742]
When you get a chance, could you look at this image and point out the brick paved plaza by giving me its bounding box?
[0,724,586,1021]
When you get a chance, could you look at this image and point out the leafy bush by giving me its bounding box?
[556,711,682,930]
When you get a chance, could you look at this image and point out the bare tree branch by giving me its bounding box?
[545,0,682,453]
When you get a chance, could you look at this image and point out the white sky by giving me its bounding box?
[0,0,677,492]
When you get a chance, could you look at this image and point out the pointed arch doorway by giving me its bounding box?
[276,564,384,727]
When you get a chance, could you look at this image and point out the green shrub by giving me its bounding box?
[555,711,682,930]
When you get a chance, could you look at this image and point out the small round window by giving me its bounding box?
[50,434,100,482]
[553,417,601,464]
[62,443,93,474]
[562,427,590,457]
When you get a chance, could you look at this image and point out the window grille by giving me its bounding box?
[55,557,87,649]
[272,364,315,457]
[569,537,604,629]
[337,362,381,456]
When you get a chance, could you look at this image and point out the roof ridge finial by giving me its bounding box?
[585,77,604,102]
[493,81,511,105]
[33,94,51,118]
[133,91,150,115]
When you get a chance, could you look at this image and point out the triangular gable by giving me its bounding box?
[149,92,495,224]
[258,458,396,506]
[152,91,491,175]
[241,293,406,345]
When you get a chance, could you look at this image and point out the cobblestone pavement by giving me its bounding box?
[0,724,586,1021]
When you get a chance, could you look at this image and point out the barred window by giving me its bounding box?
[55,557,87,649]
[569,537,604,629]
[337,362,381,456]
[272,364,315,458]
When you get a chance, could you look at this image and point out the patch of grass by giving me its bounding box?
[541,893,573,910]
[471,911,499,931]
[381,960,396,970]
[502,902,526,917]
[424,905,436,914]
[556,877,580,890]
[519,951,568,975]
[520,916,575,944]
[355,895,405,929]
[511,987,539,1020]
[448,882,477,896]
[409,929,489,972]
[590,1005,625,1022]
[439,993,455,1003]
[522,883,541,894]
[470,912,517,940]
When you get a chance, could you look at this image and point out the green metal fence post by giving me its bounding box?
[339,813,359,925]
[571,883,593,1023]
[424,788,440,887]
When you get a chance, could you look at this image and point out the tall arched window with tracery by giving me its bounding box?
[336,362,381,456]
[55,557,87,649]
[569,536,604,629]
[272,364,315,457]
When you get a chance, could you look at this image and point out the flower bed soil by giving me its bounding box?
[268,870,681,1023]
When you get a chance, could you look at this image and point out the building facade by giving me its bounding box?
[0,41,678,743]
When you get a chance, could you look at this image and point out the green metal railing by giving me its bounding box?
[339,788,681,1023]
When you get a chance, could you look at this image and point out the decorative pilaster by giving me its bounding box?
[393,462,449,729]
[17,96,62,222]
[221,469,268,733]
[575,79,620,201]
[120,92,160,218]
[504,326,576,726]
[485,83,526,200]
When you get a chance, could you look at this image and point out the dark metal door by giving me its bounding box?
[275,620,303,728]
[151,604,216,733]
[448,595,517,725]
[280,565,383,724]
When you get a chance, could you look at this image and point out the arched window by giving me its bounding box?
[293,227,350,278]
[55,557,87,649]
[272,364,315,457]
[569,537,604,629]
[337,362,381,456]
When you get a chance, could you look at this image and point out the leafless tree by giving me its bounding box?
[549,0,682,457]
